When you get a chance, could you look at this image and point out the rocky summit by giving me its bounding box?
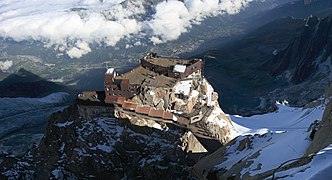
[0,54,235,179]
[1,106,195,179]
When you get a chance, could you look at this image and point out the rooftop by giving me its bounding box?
[115,66,177,87]
[143,55,195,67]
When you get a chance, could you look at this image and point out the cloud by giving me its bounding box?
[0,60,13,71]
[67,41,92,58]
[0,0,255,58]
[148,0,255,43]
[148,1,191,43]
[150,36,163,45]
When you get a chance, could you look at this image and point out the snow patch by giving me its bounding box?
[55,121,74,128]
[204,79,214,106]
[90,144,113,153]
[175,80,192,96]
[206,107,227,128]
[51,168,64,179]
[49,77,64,83]
[189,90,199,101]
[149,90,155,96]
[152,123,163,131]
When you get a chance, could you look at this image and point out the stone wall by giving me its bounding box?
[77,104,115,120]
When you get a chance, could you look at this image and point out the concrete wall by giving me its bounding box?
[182,60,204,78]
[78,104,115,120]
[141,58,204,79]
[141,58,170,75]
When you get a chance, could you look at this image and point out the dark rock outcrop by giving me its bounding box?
[306,89,332,155]
[0,105,199,179]
[263,15,332,83]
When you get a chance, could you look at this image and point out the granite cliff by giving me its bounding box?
[0,55,236,179]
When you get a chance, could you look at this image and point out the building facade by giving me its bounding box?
[104,68,140,103]
[140,54,204,79]
[104,53,204,104]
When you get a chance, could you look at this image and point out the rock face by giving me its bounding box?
[306,97,332,155]
[0,106,197,179]
[0,73,236,179]
[115,76,235,146]
[181,132,208,153]
[264,15,332,83]
[199,12,332,115]
[257,14,332,110]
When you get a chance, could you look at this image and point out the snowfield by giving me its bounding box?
[0,92,70,154]
[275,144,332,179]
[232,101,324,136]
[0,92,70,118]
[217,101,326,177]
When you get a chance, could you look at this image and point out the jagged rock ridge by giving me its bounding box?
[264,15,332,83]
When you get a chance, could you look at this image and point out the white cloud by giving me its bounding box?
[150,36,164,45]
[148,0,255,43]
[67,41,91,58]
[148,1,191,42]
[0,0,255,58]
[0,60,13,71]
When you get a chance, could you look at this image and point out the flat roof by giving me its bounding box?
[135,106,151,115]
[149,109,164,118]
[143,56,195,67]
[176,116,190,125]
[106,68,114,74]
[173,65,186,73]
[122,102,138,111]
[163,111,174,120]
[116,66,177,87]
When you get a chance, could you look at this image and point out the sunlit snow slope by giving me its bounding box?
[210,102,325,177]
[275,144,332,179]
[195,100,325,179]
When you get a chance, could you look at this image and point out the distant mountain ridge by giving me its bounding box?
[263,14,332,83]
[196,17,304,115]
[0,69,9,81]
[198,12,332,115]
